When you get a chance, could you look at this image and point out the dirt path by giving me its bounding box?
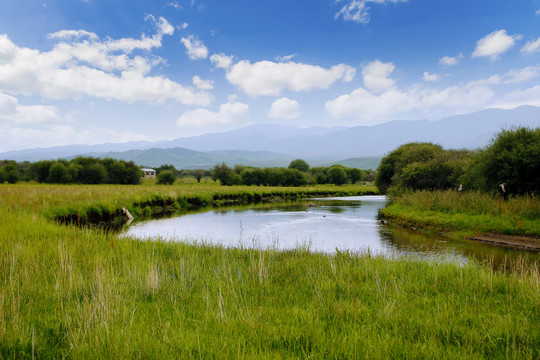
[464,234,540,251]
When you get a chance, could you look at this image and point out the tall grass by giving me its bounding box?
[1,184,539,359]
[381,190,540,237]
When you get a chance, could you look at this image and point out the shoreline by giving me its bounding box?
[463,233,540,251]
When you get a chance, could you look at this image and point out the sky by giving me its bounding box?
[0,0,539,152]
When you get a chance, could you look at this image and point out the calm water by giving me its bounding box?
[121,196,538,265]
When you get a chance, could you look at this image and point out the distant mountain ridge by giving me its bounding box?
[2,106,539,168]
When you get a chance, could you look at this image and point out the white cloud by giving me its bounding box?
[335,0,407,24]
[0,93,60,124]
[325,64,540,124]
[0,123,151,152]
[268,98,301,119]
[439,54,463,67]
[210,53,234,70]
[222,59,356,96]
[472,29,522,60]
[177,101,249,127]
[166,1,181,10]
[493,85,540,108]
[192,75,214,90]
[362,60,395,92]
[180,35,208,60]
[0,17,211,106]
[47,30,99,41]
[536,9,540,16]
[423,72,439,82]
[275,54,297,62]
[521,37,540,54]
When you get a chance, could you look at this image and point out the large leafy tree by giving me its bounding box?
[288,159,310,172]
[470,127,539,194]
[375,142,444,193]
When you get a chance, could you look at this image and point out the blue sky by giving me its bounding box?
[0,0,539,152]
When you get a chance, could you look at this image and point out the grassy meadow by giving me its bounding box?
[380,190,540,237]
[1,183,539,359]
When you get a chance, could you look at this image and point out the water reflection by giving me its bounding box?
[120,195,538,267]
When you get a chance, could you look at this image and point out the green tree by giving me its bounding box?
[212,162,235,186]
[399,160,453,190]
[157,170,176,185]
[346,168,364,184]
[48,162,71,184]
[375,142,444,193]
[193,169,204,183]
[28,160,54,183]
[79,163,107,184]
[468,127,540,194]
[310,167,328,184]
[2,162,19,184]
[241,168,264,186]
[288,159,310,172]
[283,168,308,186]
[327,166,348,186]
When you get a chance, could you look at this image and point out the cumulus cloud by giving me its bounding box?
[521,37,540,54]
[268,98,301,119]
[335,0,407,24]
[439,54,463,67]
[325,64,540,124]
[0,93,60,124]
[0,17,210,106]
[192,75,214,90]
[218,59,355,96]
[423,72,439,82]
[362,60,395,92]
[210,53,234,70]
[180,35,208,60]
[472,29,522,60]
[177,101,249,127]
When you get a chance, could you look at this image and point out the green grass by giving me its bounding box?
[1,184,539,359]
[380,190,540,237]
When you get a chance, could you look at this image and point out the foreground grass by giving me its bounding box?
[380,190,540,237]
[1,184,539,359]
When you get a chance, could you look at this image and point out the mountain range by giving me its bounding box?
[2,105,539,169]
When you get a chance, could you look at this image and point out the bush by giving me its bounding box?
[157,170,176,185]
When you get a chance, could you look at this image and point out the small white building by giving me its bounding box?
[141,168,156,179]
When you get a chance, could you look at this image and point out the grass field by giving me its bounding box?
[380,190,540,237]
[1,184,539,359]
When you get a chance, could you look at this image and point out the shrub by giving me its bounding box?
[157,170,176,185]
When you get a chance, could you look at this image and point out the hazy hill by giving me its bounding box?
[1,106,538,165]
[100,148,298,169]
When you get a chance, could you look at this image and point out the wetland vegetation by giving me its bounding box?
[1,183,538,359]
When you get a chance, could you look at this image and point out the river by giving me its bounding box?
[120,195,537,266]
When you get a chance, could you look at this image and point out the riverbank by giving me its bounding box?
[1,184,539,359]
[379,190,540,251]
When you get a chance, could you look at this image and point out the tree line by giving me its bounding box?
[0,157,142,185]
[0,156,375,187]
[208,161,375,187]
[149,161,375,186]
[375,127,539,195]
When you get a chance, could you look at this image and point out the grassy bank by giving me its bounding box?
[380,190,540,238]
[1,184,539,359]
